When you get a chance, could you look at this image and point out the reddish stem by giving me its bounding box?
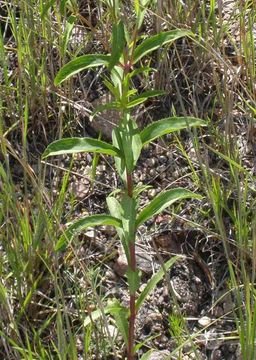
[126,172,133,198]
[126,172,136,360]
[127,242,136,360]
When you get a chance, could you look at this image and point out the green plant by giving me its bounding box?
[42,2,206,358]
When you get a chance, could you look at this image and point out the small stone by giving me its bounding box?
[134,173,140,182]
[72,180,90,200]
[158,164,166,173]
[105,270,116,281]
[148,350,170,360]
[83,165,92,176]
[101,225,116,236]
[159,173,166,179]
[149,168,156,177]
[188,147,197,162]
[172,170,179,179]
[159,155,167,164]
[85,229,95,238]
[155,146,165,155]
[148,188,157,199]
[86,153,92,162]
[114,245,153,276]
[139,283,147,292]
[212,305,223,317]
[140,172,146,181]
[198,316,212,327]
[157,295,164,305]
[106,324,118,338]
[114,252,128,277]
[146,158,156,167]
[149,312,162,321]
[97,164,106,172]
[210,349,222,360]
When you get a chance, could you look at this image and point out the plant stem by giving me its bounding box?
[126,172,136,360]
[126,172,133,198]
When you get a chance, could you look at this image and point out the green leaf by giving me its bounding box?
[128,66,153,79]
[133,184,152,198]
[134,0,140,15]
[136,188,202,228]
[133,29,191,64]
[103,78,121,99]
[120,194,137,243]
[56,214,122,251]
[109,20,126,70]
[90,101,121,120]
[140,117,206,145]
[61,15,77,58]
[107,196,123,220]
[126,268,141,295]
[60,0,71,15]
[107,196,128,256]
[136,256,178,311]
[127,89,165,108]
[110,65,124,97]
[42,137,122,158]
[84,299,118,327]
[84,299,128,344]
[137,9,147,29]
[112,128,127,184]
[139,350,154,360]
[54,54,110,85]
[134,0,151,29]
[107,299,129,345]
[41,0,55,18]
[117,118,142,173]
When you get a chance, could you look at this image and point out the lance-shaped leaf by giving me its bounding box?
[42,137,122,158]
[84,299,128,344]
[107,299,129,345]
[136,188,202,228]
[90,101,121,121]
[127,89,165,108]
[140,116,206,145]
[56,214,122,251]
[54,54,110,85]
[61,15,77,57]
[107,195,130,260]
[133,29,191,64]
[60,0,70,15]
[109,20,126,70]
[112,128,127,184]
[118,119,142,173]
[41,0,55,18]
[127,268,140,295]
[136,256,178,311]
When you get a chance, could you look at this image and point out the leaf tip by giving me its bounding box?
[54,74,61,86]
